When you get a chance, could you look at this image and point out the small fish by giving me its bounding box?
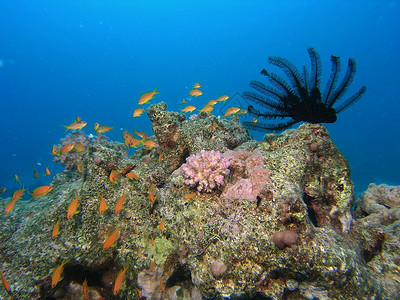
[149,259,156,272]
[63,121,87,132]
[134,225,138,234]
[126,172,139,180]
[52,221,60,239]
[33,166,39,179]
[132,108,144,117]
[0,187,6,195]
[96,125,114,134]
[51,262,66,288]
[158,153,163,163]
[183,192,196,200]
[4,199,18,214]
[44,167,51,176]
[103,228,120,250]
[160,279,165,293]
[1,270,11,294]
[113,268,127,295]
[123,130,134,140]
[138,87,159,105]
[216,94,229,102]
[14,174,21,185]
[60,143,74,155]
[136,287,142,298]
[143,140,157,149]
[99,195,108,215]
[32,186,53,198]
[189,89,203,97]
[51,145,60,156]
[83,279,88,295]
[193,82,201,89]
[77,162,83,173]
[109,170,121,183]
[199,104,214,114]
[207,99,218,106]
[149,187,156,203]
[137,249,141,258]
[74,144,86,152]
[222,107,241,118]
[181,105,196,113]
[115,194,126,214]
[134,130,149,140]
[12,188,26,201]
[94,123,100,132]
[238,108,248,115]
[159,217,165,231]
[129,138,143,148]
[252,118,258,124]
[181,98,186,104]
[120,245,125,255]
[124,137,132,147]
[150,235,154,246]
[76,116,81,123]
[67,192,79,219]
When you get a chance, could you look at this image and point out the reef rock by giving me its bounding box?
[0,103,399,299]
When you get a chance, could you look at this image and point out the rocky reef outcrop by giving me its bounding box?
[0,103,399,299]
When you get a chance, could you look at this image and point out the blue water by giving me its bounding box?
[0,0,399,198]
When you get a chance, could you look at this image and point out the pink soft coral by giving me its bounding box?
[182,150,230,192]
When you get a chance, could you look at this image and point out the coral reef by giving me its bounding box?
[0,103,399,299]
[182,150,230,192]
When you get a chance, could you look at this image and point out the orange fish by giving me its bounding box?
[183,192,196,200]
[238,108,247,115]
[103,228,120,250]
[4,199,18,214]
[76,116,81,122]
[149,259,156,271]
[32,186,53,198]
[52,145,60,156]
[181,98,186,104]
[109,170,121,183]
[138,87,159,105]
[181,105,196,113]
[123,130,134,140]
[149,187,156,203]
[1,270,11,294]
[136,287,142,298]
[158,153,163,163]
[96,125,114,134]
[77,162,83,173]
[83,279,88,295]
[124,137,132,147]
[51,262,66,288]
[207,99,218,106]
[134,130,149,140]
[74,144,86,152]
[67,192,79,219]
[150,235,154,246]
[252,118,258,124]
[60,143,74,155]
[44,167,51,176]
[132,108,144,117]
[216,95,229,102]
[126,172,139,180]
[33,166,39,179]
[113,268,127,295]
[160,279,165,293]
[189,89,203,97]
[159,217,165,231]
[99,195,108,215]
[222,107,241,118]
[115,194,126,214]
[12,188,26,201]
[52,221,60,239]
[129,138,143,148]
[143,140,157,149]
[94,123,100,131]
[199,105,214,113]
[137,249,141,258]
[63,121,87,132]
[193,82,201,89]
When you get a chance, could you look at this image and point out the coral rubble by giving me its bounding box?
[0,103,399,299]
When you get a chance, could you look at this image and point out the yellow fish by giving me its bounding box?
[199,105,214,114]
[189,89,203,97]
[222,107,241,118]
[63,121,87,132]
[96,126,113,134]
[216,95,229,102]
[51,262,67,288]
[181,106,196,113]
[138,87,159,105]
[193,82,201,89]
[132,108,144,117]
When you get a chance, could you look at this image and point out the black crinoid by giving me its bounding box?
[242,47,367,131]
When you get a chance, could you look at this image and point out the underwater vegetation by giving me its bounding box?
[242,47,367,131]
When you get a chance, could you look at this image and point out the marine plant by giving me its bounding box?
[181,150,231,192]
[242,47,367,131]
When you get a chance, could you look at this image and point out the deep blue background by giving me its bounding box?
[1,0,399,197]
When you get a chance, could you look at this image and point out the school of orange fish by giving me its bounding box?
[1,83,248,298]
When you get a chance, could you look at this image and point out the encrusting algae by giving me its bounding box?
[0,97,400,299]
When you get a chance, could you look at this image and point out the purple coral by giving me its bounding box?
[182,150,230,192]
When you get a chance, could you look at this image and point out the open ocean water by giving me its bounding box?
[0,0,399,198]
